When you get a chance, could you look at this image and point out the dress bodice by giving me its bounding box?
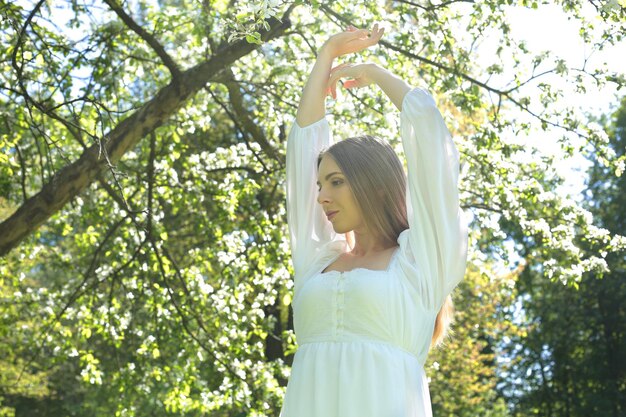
[293,247,438,366]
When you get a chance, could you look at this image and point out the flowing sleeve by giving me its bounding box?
[286,117,347,290]
[396,88,469,311]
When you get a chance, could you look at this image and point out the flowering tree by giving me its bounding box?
[0,0,624,415]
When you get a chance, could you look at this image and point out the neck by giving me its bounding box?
[347,229,395,257]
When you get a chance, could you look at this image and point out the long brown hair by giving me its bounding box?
[318,135,454,349]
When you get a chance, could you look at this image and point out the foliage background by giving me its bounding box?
[0,0,625,416]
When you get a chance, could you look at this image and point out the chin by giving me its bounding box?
[332,225,352,234]
[331,224,346,234]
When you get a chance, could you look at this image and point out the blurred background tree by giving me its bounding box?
[495,94,626,417]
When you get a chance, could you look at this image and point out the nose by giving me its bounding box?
[317,186,331,205]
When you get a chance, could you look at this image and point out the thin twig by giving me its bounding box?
[101,0,182,80]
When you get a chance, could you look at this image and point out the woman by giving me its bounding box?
[282,23,468,417]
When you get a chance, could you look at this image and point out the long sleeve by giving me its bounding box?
[397,88,469,311]
[286,117,346,286]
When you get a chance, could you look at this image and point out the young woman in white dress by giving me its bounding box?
[281,23,468,417]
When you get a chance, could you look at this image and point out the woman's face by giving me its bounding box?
[316,154,365,234]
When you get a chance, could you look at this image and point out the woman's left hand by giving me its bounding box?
[326,62,377,99]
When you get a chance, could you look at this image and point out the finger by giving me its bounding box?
[373,25,385,41]
[329,68,348,98]
[364,29,384,47]
[343,79,358,89]
[329,64,352,79]
[368,22,384,42]
[330,62,350,74]
[350,28,369,39]
[348,27,383,49]
[326,74,336,96]
[330,65,352,84]
[349,36,378,50]
[327,77,338,99]
[328,74,337,98]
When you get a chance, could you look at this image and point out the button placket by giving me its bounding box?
[337,272,345,334]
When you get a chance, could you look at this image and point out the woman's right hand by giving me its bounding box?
[320,23,384,60]
[325,62,377,99]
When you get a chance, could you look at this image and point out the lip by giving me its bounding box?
[326,210,339,220]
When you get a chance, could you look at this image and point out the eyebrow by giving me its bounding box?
[316,171,342,186]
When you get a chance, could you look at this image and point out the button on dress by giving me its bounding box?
[281,88,469,417]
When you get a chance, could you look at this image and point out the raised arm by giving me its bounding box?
[295,51,333,127]
[367,65,411,110]
[297,24,384,127]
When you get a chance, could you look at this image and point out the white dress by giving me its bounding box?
[280,88,468,417]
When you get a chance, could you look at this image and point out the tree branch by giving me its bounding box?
[101,0,182,80]
[10,0,46,78]
[0,13,292,257]
[14,144,28,201]
[206,86,272,173]
[394,0,474,12]
[320,6,598,143]
[216,68,281,163]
